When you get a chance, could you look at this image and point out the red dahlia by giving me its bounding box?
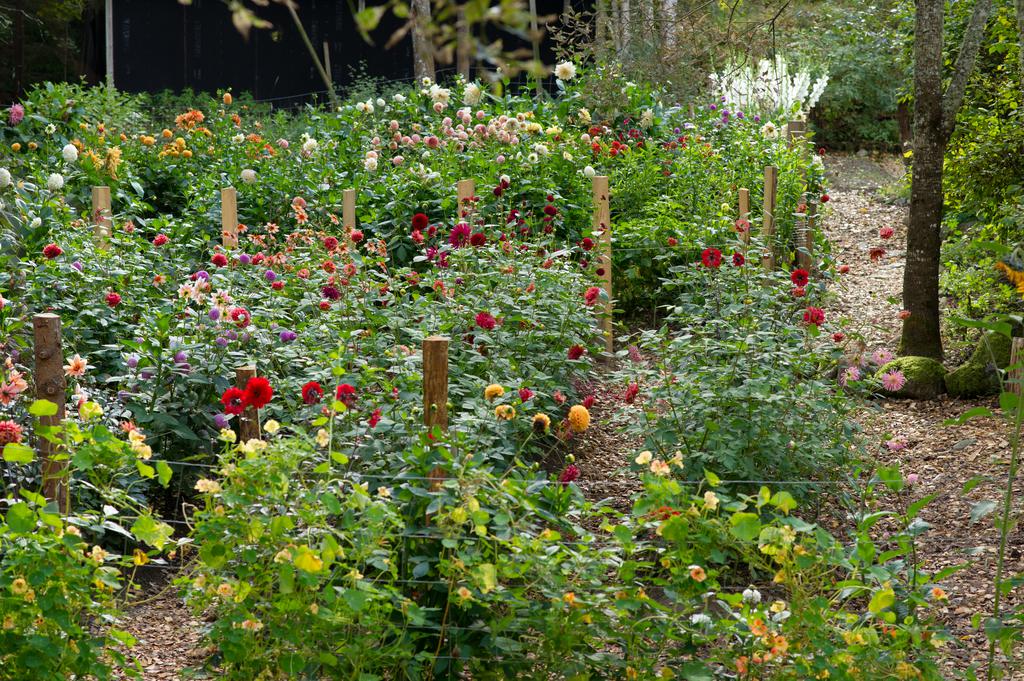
[732,252,745,267]
[153,234,169,246]
[105,292,122,307]
[220,386,246,415]
[301,381,324,405]
[335,383,357,407]
[43,243,63,259]
[412,213,429,231]
[791,269,809,287]
[324,236,339,251]
[243,376,273,409]
[803,306,826,326]
[211,253,228,267]
[701,248,722,268]
[568,344,585,360]
[475,311,497,330]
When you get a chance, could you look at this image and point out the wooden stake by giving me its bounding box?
[423,336,449,431]
[91,186,112,249]
[456,179,475,222]
[738,187,750,245]
[234,365,261,441]
[593,176,614,355]
[797,201,817,272]
[761,166,778,270]
[456,5,470,79]
[787,119,807,149]
[221,187,238,249]
[343,188,357,237]
[33,313,68,513]
[1010,338,1024,397]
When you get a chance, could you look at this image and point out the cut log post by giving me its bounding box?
[787,119,807,149]
[593,176,614,355]
[456,179,475,222]
[1010,338,1024,397]
[91,186,112,249]
[221,187,238,249]
[423,336,449,430]
[761,166,778,270]
[235,365,261,441]
[738,187,750,245]
[33,313,68,513]
[343,189,357,235]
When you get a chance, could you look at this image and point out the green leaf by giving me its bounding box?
[2,442,34,463]
[875,466,903,492]
[131,515,173,550]
[279,653,307,675]
[28,399,58,417]
[868,587,895,615]
[5,502,36,533]
[729,512,761,541]
[156,460,173,487]
[770,490,797,514]
[945,406,994,425]
[475,563,498,593]
[704,469,720,487]
[970,499,999,524]
[963,475,986,494]
[200,541,228,568]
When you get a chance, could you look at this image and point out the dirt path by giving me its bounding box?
[823,155,1022,677]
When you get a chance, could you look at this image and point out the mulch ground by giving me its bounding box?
[823,154,1022,677]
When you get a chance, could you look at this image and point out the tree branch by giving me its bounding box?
[941,0,993,140]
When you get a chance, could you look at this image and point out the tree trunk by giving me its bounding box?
[900,0,946,360]
[900,0,992,359]
[411,0,435,82]
[1017,0,1024,94]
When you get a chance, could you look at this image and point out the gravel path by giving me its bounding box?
[823,155,1023,677]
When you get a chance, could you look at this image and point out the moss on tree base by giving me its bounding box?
[876,356,947,400]
[945,331,1012,398]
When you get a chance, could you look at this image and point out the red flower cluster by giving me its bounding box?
[732,252,745,267]
[221,377,274,415]
[301,381,323,404]
[469,232,487,247]
[475,311,497,330]
[790,269,809,287]
[229,307,251,328]
[412,213,429,231]
[105,291,122,307]
[211,253,228,267]
[43,243,63,259]
[584,286,601,306]
[558,464,580,486]
[803,306,825,326]
[701,248,722,268]
[324,236,339,251]
[568,344,585,360]
[580,237,594,251]
[336,383,356,407]
[153,234,169,246]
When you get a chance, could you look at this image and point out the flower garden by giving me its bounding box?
[0,72,964,679]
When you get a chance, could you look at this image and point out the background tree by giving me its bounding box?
[899,0,992,359]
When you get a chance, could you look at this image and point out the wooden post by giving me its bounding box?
[423,336,449,431]
[456,179,475,222]
[787,119,807,149]
[761,166,778,270]
[235,365,261,441]
[593,176,614,355]
[221,187,238,249]
[91,186,112,249]
[343,189,357,237]
[33,314,68,513]
[1010,338,1024,397]
[797,201,817,272]
[456,5,470,79]
[738,187,750,245]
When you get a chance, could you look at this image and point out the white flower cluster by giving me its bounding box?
[710,55,828,116]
